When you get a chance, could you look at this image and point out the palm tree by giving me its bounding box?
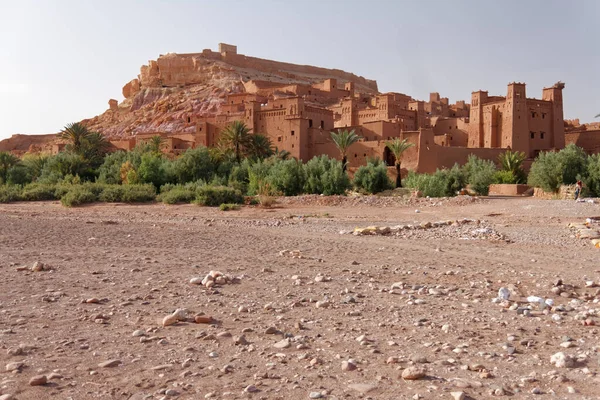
[384,138,414,188]
[149,135,165,154]
[80,132,110,166]
[219,121,252,163]
[330,129,359,172]
[247,134,274,159]
[272,147,291,160]
[0,151,20,183]
[498,150,526,183]
[60,122,92,153]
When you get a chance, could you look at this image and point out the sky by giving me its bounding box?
[0,0,598,140]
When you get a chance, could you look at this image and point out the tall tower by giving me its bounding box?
[505,83,529,155]
[542,82,565,149]
[468,91,487,148]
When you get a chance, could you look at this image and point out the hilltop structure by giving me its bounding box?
[0,43,574,173]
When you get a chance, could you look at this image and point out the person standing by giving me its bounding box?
[575,180,583,200]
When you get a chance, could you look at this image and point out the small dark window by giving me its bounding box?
[541,132,545,139]
[291,130,295,136]
[320,120,324,129]
[363,153,367,157]
[542,113,546,119]
[291,144,294,148]
[277,136,282,142]
[309,119,313,128]
[354,153,357,158]
[187,117,191,123]
[530,131,535,139]
[231,101,234,104]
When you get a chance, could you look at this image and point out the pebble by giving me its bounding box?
[341,360,357,371]
[132,330,146,337]
[190,277,203,285]
[451,392,466,400]
[309,392,323,399]
[98,359,122,368]
[28,375,47,386]
[162,314,179,327]
[401,366,426,380]
[244,385,259,393]
[165,389,179,396]
[5,362,24,372]
[274,339,291,349]
[0,394,14,400]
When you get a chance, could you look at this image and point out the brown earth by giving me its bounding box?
[1,197,600,399]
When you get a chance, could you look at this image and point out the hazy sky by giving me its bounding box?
[1,0,598,140]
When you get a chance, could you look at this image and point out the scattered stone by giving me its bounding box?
[98,359,122,368]
[194,315,213,324]
[401,366,426,380]
[450,392,466,400]
[5,361,24,372]
[274,339,291,349]
[28,375,47,386]
[341,360,357,371]
[244,385,259,393]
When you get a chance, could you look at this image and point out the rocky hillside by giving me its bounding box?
[81,48,379,138]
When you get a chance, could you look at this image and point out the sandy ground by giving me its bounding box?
[1,196,600,400]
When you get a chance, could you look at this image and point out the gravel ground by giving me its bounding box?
[0,197,600,400]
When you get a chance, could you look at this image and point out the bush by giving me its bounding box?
[248,159,275,195]
[584,154,600,197]
[228,159,251,195]
[304,155,351,195]
[405,170,451,197]
[20,183,58,201]
[97,151,128,184]
[527,151,563,193]
[137,153,169,188]
[60,187,97,207]
[353,160,393,194]
[0,185,22,203]
[158,186,196,204]
[39,153,90,183]
[120,184,156,203]
[494,170,518,184]
[171,147,216,184]
[219,203,240,211]
[266,159,306,196]
[558,144,588,185]
[98,185,124,202]
[464,155,496,196]
[195,185,243,207]
[6,164,32,185]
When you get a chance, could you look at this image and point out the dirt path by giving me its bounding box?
[1,197,599,399]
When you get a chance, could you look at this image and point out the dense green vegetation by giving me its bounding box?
[2,122,597,206]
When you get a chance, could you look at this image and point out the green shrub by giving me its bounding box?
[138,153,169,188]
[195,185,243,206]
[228,159,251,195]
[527,151,563,192]
[158,187,196,204]
[304,155,351,195]
[464,155,496,196]
[494,170,518,184]
[98,185,124,202]
[558,144,588,185]
[120,184,156,203]
[353,160,393,194]
[0,185,22,203]
[498,150,526,184]
[97,151,128,184]
[584,154,600,197]
[39,153,90,183]
[404,165,466,198]
[248,159,275,195]
[60,187,97,207]
[20,183,58,201]
[171,147,216,184]
[266,159,306,196]
[219,203,240,211]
